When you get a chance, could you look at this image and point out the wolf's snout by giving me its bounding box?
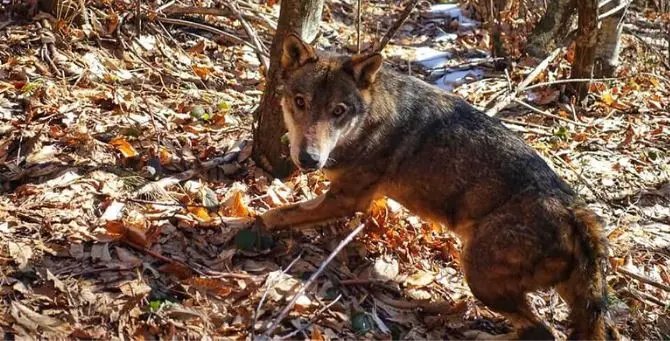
[298,149,320,170]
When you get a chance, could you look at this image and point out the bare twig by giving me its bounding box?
[263,223,367,336]
[357,0,362,53]
[123,240,205,276]
[153,17,270,58]
[499,118,554,136]
[135,0,141,35]
[511,98,590,127]
[598,0,631,21]
[375,0,420,53]
[486,47,563,116]
[373,292,458,314]
[223,2,269,70]
[161,6,277,31]
[616,267,670,292]
[521,76,621,91]
[252,252,304,339]
[279,294,343,339]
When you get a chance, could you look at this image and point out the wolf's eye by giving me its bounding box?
[294,95,306,109]
[333,104,347,117]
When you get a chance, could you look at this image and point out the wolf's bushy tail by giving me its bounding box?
[562,206,619,340]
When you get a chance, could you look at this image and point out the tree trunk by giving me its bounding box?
[482,0,511,58]
[571,0,599,101]
[525,0,576,58]
[594,0,628,77]
[252,0,324,178]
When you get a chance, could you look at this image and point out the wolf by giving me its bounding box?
[256,33,618,340]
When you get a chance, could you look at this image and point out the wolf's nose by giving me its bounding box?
[298,150,320,170]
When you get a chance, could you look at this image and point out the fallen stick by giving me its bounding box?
[511,98,590,127]
[161,6,277,31]
[154,16,270,58]
[263,223,366,336]
[616,267,670,293]
[279,294,343,339]
[223,2,269,71]
[252,252,304,339]
[375,0,420,53]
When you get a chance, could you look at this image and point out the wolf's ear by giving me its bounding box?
[346,53,383,87]
[281,33,317,70]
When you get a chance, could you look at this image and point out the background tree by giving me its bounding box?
[253,0,324,178]
[594,0,629,77]
[525,0,630,99]
[525,0,576,58]
[571,0,599,100]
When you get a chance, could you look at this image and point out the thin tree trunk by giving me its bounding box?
[571,0,599,101]
[483,0,509,58]
[252,0,324,178]
[526,0,576,58]
[594,0,628,77]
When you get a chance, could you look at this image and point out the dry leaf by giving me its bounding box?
[8,241,33,270]
[187,277,233,297]
[110,137,139,158]
[115,246,143,267]
[225,190,251,217]
[601,91,615,106]
[187,206,211,221]
[46,270,67,293]
[405,270,435,288]
[188,40,206,55]
[192,65,212,79]
[119,280,152,298]
[11,301,72,335]
[159,263,194,280]
[311,326,325,341]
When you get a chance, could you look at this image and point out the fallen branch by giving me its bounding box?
[263,223,367,336]
[486,47,563,116]
[499,118,554,136]
[252,252,304,339]
[598,0,631,21]
[162,6,278,31]
[153,16,270,58]
[375,0,420,53]
[279,294,343,339]
[616,267,670,293]
[521,76,620,91]
[621,288,668,307]
[356,0,362,53]
[511,98,590,127]
[373,292,459,314]
[223,2,269,71]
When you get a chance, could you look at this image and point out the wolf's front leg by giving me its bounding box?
[259,187,374,229]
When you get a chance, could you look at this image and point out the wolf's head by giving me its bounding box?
[279,34,383,171]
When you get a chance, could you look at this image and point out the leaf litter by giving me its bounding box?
[0,0,669,339]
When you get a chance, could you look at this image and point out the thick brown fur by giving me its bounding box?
[259,33,618,340]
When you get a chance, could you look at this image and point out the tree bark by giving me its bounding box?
[525,0,576,58]
[571,0,599,101]
[252,0,324,178]
[594,0,628,77]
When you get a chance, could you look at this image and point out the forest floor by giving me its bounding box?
[0,0,669,339]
